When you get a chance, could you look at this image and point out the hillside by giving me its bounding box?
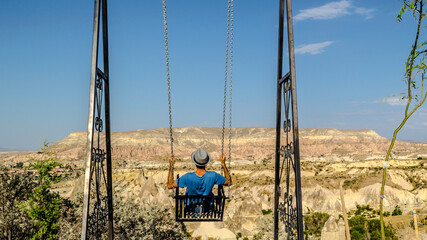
[2,127,425,165]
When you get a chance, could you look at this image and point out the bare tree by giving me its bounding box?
[380,1,427,239]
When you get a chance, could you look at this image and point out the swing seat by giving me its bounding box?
[174,181,227,222]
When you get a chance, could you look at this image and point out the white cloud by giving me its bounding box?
[380,97,408,106]
[295,41,333,55]
[294,0,374,21]
[355,7,375,19]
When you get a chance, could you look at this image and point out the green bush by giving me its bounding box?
[350,230,363,240]
[348,216,397,240]
[113,200,186,240]
[371,230,381,240]
[384,224,397,239]
[392,207,402,216]
[252,215,286,240]
[352,225,367,238]
[368,219,381,233]
[349,215,367,227]
[14,162,24,168]
[261,209,272,215]
[303,212,330,236]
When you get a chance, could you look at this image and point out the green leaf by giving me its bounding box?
[409,1,415,10]
[397,4,407,21]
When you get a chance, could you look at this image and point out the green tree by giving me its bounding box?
[380,1,427,238]
[19,157,63,240]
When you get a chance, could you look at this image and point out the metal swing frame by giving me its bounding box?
[273,0,304,239]
[81,0,113,239]
[79,0,304,237]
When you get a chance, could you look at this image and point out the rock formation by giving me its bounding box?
[320,216,345,240]
[38,127,427,163]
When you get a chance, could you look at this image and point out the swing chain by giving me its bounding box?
[163,0,233,198]
[227,0,234,198]
[162,0,174,159]
[162,0,175,196]
[222,0,233,157]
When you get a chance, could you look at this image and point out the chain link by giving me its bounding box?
[227,0,234,198]
[221,0,231,157]
[162,0,175,194]
[162,0,174,159]
[162,0,233,197]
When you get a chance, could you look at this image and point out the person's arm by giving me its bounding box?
[167,156,178,189]
[220,154,232,186]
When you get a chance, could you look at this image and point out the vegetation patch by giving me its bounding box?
[303,212,330,237]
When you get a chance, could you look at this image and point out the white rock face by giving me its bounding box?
[191,222,236,240]
[302,183,424,215]
[337,218,346,240]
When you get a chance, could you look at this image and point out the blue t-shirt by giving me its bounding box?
[176,171,225,196]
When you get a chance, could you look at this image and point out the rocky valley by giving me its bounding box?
[1,127,426,239]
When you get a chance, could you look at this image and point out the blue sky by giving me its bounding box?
[1,0,426,150]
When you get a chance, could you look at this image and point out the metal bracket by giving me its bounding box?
[278,72,291,85]
[97,68,108,81]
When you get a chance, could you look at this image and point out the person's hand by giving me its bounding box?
[169,156,175,166]
[220,154,226,164]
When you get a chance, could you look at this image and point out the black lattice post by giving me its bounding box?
[81,0,113,239]
[274,0,303,239]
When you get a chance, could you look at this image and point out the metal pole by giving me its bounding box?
[81,0,101,239]
[101,0,113,239]
[285,0,304,238]
[274,0,285,239]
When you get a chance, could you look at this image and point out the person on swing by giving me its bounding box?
[167,148,231,196]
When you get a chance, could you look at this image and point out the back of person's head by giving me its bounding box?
[191,148,210,168]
